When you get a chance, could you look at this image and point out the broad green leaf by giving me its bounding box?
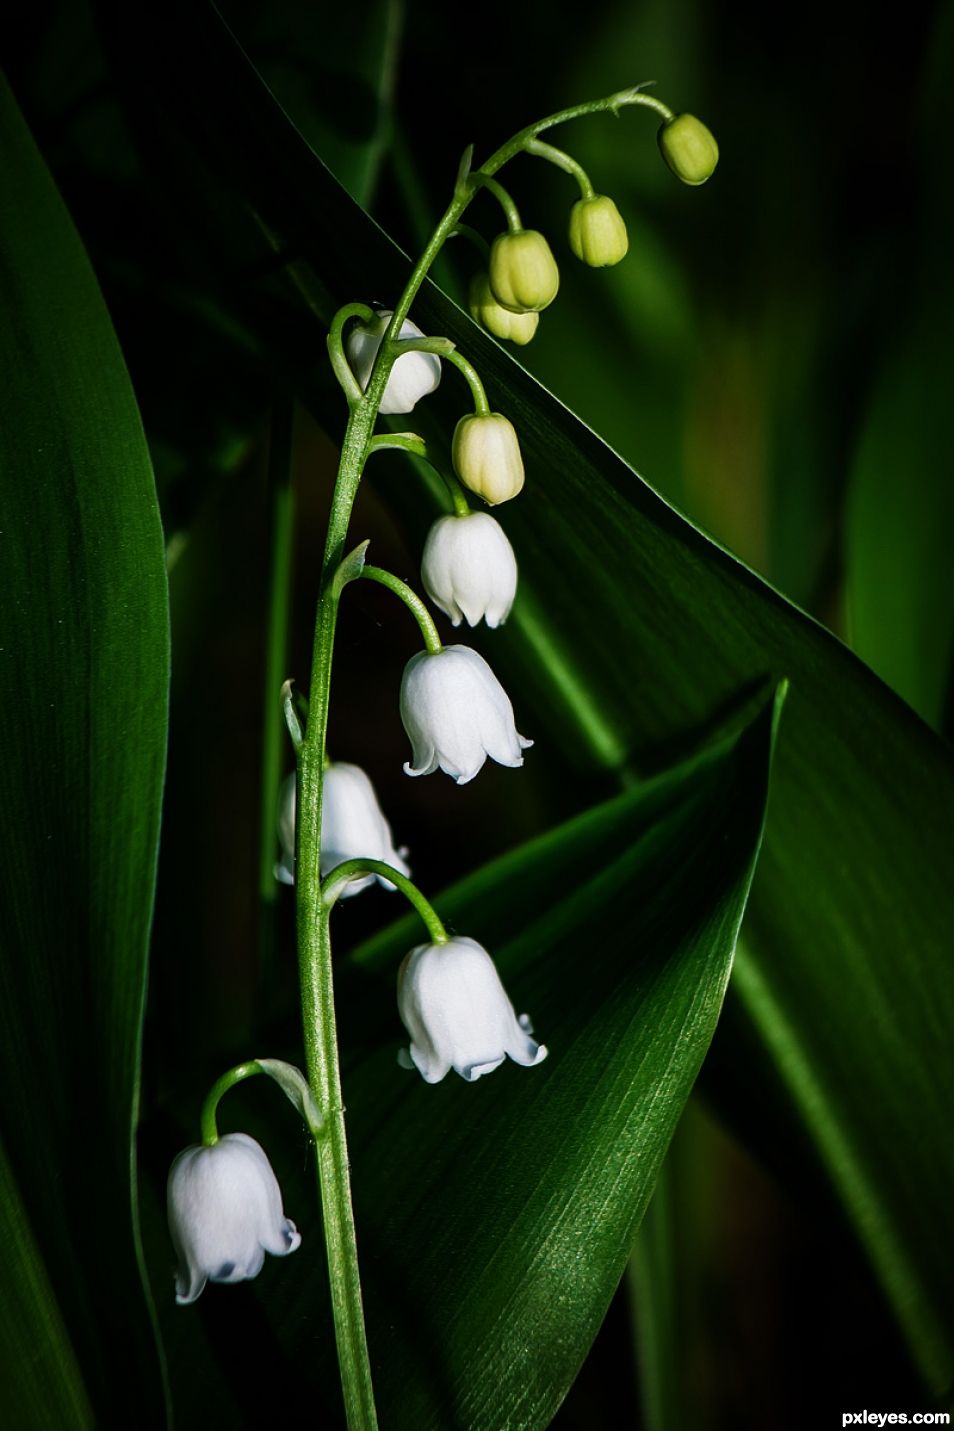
[0,75,169,1420]
[99,0,954,1399]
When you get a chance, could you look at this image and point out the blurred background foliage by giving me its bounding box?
[3,0,952,1425]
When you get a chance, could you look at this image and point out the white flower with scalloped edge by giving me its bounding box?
[167,1133,301,1305]
[344,310,440,414]
[398,936,547,1082]
[421,512,517,629]
[275,762,410,894]
[400,644,532,784]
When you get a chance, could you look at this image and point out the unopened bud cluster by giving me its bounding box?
[468,106,716,349]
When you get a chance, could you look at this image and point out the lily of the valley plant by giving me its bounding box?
[165,86,717,1428]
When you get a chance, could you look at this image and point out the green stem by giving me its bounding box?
[444,349,491,415]
[473,174,523,231]
[297,84,676,1427]
[524,138,595,200]
[297,399,381,1431]
[259,400,295,1003]
[321,860,449,945]
[443,470,472,517]
[367,435,471,516]
[361,565,443,654]
[449,221,491,258]
[200,1062,265,1146]
[327,302,375,406]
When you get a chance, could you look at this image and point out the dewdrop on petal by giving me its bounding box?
[167,1134,301,1305]
[488,230,560,313]
[568,195,629,267]
[400,644,532,784]
[345,310,441,414]
[421,512,517,629]
[452,412,524,506]
[398,936,547,1083]
[469,272,539,345]
[657,114,719,185]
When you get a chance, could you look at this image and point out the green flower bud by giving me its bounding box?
[568,195,629,267]
[452,413,525,506]
[657,114,719,185]
[468,273,539,345]
[488,230,560,314]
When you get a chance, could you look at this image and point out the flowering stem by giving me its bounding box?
[200,1061,265,1146]
[524,138,595,200]
[360,565,443,654]
[296,83,680,1429]
[298,423,380,1431]
[321,860,449,945]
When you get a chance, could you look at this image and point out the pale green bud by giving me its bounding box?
[468,273,539,345]
[657,114,719,185]
[488,230,560,314]
[568,195,629,267]
[452,413,525,506]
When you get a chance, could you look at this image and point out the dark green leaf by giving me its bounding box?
[0,74,169,1421]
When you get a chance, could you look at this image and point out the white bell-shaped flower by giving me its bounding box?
[167,1133,301,1305]
[345,310,441,415]
[421,512,517,629]
[276,764,409,896]
[400,644,532,784]
[398,936,548,1082]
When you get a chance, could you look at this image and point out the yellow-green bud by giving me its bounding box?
[488,230,560,314]
[452,412,525,506]
[657,114,719,185]
[468,273,539,345]
[568,195,629,267]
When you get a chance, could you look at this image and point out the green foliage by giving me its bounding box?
[0,76,170,1424]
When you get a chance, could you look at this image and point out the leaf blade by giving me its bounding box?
[0,73,170,1421]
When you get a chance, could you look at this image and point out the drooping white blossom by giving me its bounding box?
[167,1133,300,1305]
[398,936,548,1083]
[421,512,517,629]
[345,310,441,414]
[399,644,532,784]
[276,764,409,896]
